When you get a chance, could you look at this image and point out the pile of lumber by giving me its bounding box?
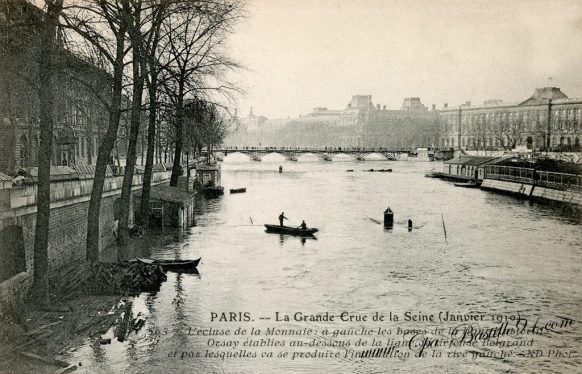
[88,262,167,295]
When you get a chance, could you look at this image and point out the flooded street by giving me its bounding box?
[71,157,582,373]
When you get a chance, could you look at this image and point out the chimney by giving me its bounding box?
[465,101,471,106]
[383,105,386,110]
[432,104,436,111]
[444,103,448,108]
[376,104,380,110]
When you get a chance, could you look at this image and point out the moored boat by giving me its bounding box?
[424,170,441,178]
[264,224,318,236]
[132,257,201,272]
[454,180,479,188]
[202,186,224,197]
[230,187,247,193]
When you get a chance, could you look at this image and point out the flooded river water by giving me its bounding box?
[72,156,582,373]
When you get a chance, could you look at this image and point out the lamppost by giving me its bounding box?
[186,150,190,190]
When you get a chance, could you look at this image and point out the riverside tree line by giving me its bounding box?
[0,0,244,304]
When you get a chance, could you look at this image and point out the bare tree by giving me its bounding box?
[161,0,244,186]
[30,0,64,304]
[116,0,147,245]
[494,112,522,150]
[138,0,171,226]
[62,0,131,260]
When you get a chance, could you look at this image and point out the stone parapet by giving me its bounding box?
[0,171,172,220]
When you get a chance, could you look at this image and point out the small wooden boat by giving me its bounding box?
[202,186,224,197]
[230,187,246,194]
[133,257,201,272]
[454,180,479,188]
[424,170,441,178]
[264,224,318,236]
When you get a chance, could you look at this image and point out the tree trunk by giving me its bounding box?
[86,24,127,262]
[170,83,184,187]
[117,19,145,245]
[138,72,158,226]
[32,0,63,305]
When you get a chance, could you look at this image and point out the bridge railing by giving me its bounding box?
[537,171,582,192]
[216,146,413,153]
[485,165,582,191]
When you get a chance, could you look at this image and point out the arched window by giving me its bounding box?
[31,135,38,164]
[52,135,58,166]
[19,134,28,167]
[0,226,26,282]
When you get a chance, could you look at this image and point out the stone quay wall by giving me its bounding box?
[0,170,171,313]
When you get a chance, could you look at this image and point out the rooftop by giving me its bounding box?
[444,156,500,166]
[144,185,196,206]
[519,87,568,106]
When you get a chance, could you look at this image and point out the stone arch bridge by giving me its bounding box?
[213,148,410,162]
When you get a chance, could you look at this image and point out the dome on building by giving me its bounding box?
[520,87,568,105]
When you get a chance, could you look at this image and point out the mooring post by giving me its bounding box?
[279,165,283,173]
[384,207,393,228]
[408,219,413,231]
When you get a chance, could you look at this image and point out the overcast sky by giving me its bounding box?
[227,0,582,119]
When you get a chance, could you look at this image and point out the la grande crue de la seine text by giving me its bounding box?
[209,311,496,323]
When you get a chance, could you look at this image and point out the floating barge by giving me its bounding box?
[195,164,224,197]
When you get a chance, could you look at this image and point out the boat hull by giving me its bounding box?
[230,188,246,193]
[264,224,318,236]
[133,257,201,272]
[454,181,479,188]
[202,186,224,197]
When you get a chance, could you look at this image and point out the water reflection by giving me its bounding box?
[77,159,582,374]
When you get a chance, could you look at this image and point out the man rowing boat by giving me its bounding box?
[279,212,288,227]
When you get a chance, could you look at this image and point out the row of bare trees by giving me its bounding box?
[5,0,244,303]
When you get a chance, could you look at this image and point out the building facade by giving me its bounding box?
[226,95,440,149]
[0,0,110,174]
[439,87,582,151]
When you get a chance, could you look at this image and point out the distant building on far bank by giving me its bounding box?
[226,95,440,149]
[439,87,582,151]
[226,87,582,153]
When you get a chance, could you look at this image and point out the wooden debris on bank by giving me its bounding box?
[16,350,69,368]
[54,365,78,374]
[88,262,167,295]
[115,300,133,342]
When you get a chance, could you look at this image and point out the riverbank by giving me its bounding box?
[0,294,124,374]
[0,252,170,373]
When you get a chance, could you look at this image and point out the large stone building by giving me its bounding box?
[226,95,440,149]
[228,87,582,153]
[0,0,111,174]
[439,87,582,151]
